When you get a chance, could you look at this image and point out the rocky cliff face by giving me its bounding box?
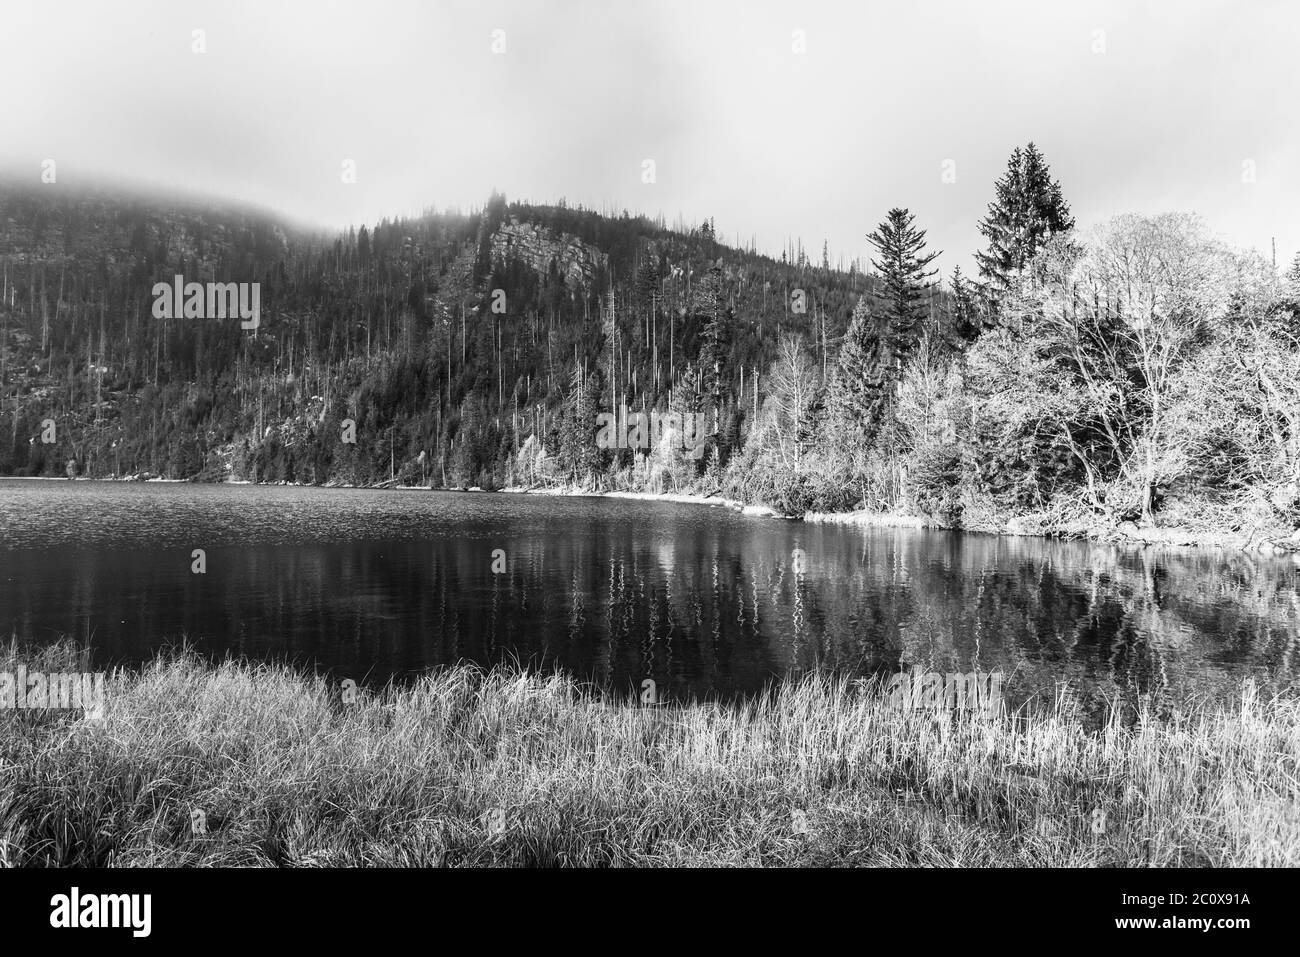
[492,217,606,289]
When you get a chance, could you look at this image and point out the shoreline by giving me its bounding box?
[501,488,1298,557]
[499,484,785,517]
[801,508,1300,557]
[6,474,1297,557]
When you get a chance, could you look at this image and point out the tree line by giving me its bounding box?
[1,145,1297,542]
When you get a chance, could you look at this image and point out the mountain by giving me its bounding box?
[0,180,896,489]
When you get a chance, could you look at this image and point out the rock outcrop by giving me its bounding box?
[491,217,606,289]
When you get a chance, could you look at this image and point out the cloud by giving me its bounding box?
[1,0,1295,272]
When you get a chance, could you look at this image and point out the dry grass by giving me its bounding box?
[1,639,1296,867]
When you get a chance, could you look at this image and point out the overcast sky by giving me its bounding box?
[2,0,1296,275]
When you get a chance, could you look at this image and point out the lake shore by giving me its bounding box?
[802,507,1300,557]
[500,481,1300,556]
[499,484,784,517]
[2,640,1296,867]
[9,474,1297,556]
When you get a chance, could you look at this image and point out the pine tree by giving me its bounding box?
[823,296,888,441]
[975,143,1074,296]
[693,263,730,406]
[557,365,602,481]
[949,266,982,343]
[700,308,731,409]
[357,225,371,268]
[634,257,661,313]
[703,444,724,490]
[867,207,941,370]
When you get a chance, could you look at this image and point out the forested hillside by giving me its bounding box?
[3,144,1299,546]
[0,177,893,490]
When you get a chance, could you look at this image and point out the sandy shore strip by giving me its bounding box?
[501,484,784,517]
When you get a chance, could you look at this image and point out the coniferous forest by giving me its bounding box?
[3,143,1299,547]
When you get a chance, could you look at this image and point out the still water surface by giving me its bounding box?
[1,481,1297,717]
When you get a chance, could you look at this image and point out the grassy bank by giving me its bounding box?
[502,480,1299,554]
[800,506,1300,558]
[1,640,1297,867]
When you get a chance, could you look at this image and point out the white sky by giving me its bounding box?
[2,0,1297,275]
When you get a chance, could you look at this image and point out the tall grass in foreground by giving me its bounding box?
[1,639,1297,867]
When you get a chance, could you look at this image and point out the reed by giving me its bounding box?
[1,639,1296,867]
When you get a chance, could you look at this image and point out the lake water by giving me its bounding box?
[1,480,1297,718]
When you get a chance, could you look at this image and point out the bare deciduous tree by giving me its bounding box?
[755,335,819,472]
[1010,214,1276,524]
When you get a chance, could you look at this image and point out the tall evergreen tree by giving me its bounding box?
[975,143,1074,296]
[557,365,603,481]
[634,256,661,314]
[948,266,982,343]
[693,263,730,407]
[823,296,888,440]
[357,225,371,268]
[867,207,941,370]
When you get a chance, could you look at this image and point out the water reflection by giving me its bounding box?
[0,481,1296,716]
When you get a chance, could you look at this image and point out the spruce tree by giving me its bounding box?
[867,207,941,370]
[823,296,888,441]
[557,366,602,481]
[948,266,982,343]
[975,143,1074,296]
[634,257,661,314]
[693,263,730,407]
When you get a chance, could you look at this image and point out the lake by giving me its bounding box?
[1,480,1297,719]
